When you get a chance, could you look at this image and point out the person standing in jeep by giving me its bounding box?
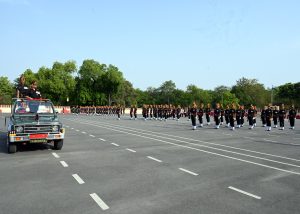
[16,74,29,98]
[26,80,42,99]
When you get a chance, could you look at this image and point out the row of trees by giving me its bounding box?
[0,59,299,108]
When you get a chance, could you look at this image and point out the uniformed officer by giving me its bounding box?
[205,103,211,125]
[278,104,286,130]
[198,103,204,127]
[214,103,221,129]
[26,80,41,99]
[190,102,198,130]
[288,105,297,129]
[248,104,255,129]
[235,104,242,128]
[229,103,236,130]
[16,74,28,98]
[273,106,279,128]
[261,106,267,127]
[265,104,273,131]
[224,105,230,127]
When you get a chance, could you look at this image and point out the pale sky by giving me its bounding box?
[1,0,299,90]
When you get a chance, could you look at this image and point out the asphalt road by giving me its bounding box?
[1,114,300,214]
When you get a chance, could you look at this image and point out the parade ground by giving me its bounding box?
[0,114,300,214]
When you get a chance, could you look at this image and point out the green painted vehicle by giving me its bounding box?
[6,98,65,153]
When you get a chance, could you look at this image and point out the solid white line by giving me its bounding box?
[111,143,119,147]
[147,156,162,163]
[52,152,60,158]
[179,168,198,176]
[228,186,261,200]
[90,193,109,210]
[72,174,85,184]
[82,131,86,134]
[90,134,95,137]
[126,148,136,153]
[263,139,278,143]
[60,161,69,167]
[99,138,106,141]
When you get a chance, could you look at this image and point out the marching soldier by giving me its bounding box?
[205,103,211,125]
[224,105,230,127]
[288,105,297,129]
[261,106,267,127]
[190,102,198,130]
[198,103,204,127]
[214,103,221,129]
[248,104,255,129]
[273,106,279,128]
[265,104,273,131]
[229,103,236,130]
[220,104,224,125]
[130,105,134,119]
[253,105,258,127]
[279,104,286,130]
[236,104,242,128]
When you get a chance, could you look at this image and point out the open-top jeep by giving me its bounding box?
[6,98,65,153]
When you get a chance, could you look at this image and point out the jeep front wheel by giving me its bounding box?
[53,140,63,150]
[8,144,17,154]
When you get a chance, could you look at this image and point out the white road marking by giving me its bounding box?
[63,119,300,175]
[179,168,198,176]
[126,148,136,153]
[89,134,95,137]
[147,156,162,163]
[111,143,119,147]
[82,131,86,134]
[76,129,80,132]
[99,138,106,141]
[243,137,255,140]
[72,174,85,184]
[228,186,261,200]
[60,161,69,167]
[65,125,69,128]
[223,133,232,136]
[263,139,278,143]
[90,193,109,210]
[52,152,60,158]
[71,127,74,130]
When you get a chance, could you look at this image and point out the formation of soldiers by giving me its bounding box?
[71,103,298,131]
[71,105,125,120]
[188,102,297,131]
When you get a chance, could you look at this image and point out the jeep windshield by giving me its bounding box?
[13,100,55,114]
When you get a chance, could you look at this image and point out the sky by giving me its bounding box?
[0,0,299,90]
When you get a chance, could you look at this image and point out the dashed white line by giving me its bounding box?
[111,143,119,147]
[126,148,136,153]
[147,156,162,163]
[90,134,95,138]
[52,152,60,158]
[71,127,74,130]
[228,186,261,200]
[263,139,278,143]
[99,138,106,141]
[179,168,198,176]
[60,161,69,167]
[90,193,109,210]
[72,174,85,184]
[76,129,80,132]
[82,131,86,134]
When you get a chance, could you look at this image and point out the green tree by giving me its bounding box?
[159,80,176,104]
[0,76,13,104]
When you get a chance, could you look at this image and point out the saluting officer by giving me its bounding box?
[288,105,297,129]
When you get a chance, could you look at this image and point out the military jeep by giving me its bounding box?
[6,98,65,153]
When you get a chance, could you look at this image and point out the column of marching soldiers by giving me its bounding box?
[71,103,297,131]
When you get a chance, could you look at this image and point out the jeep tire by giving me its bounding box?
[8,144,17,154]
[54,140,63,150]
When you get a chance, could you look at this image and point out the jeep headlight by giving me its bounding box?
[52,125,59,132]
[15,126,24,133]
